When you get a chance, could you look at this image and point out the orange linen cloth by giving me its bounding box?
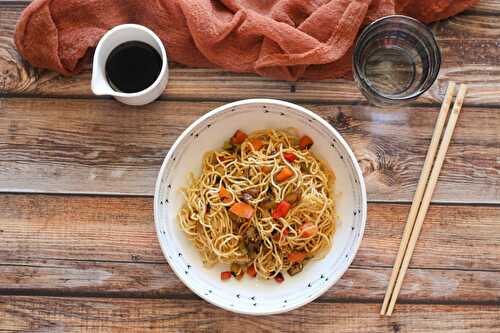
[15,0,478,81]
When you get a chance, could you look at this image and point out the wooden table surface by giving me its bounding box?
[1,1,499,332]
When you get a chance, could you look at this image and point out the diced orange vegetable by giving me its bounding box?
[299,135,314,149]
[235,271,244,280]
[276,167,294,182]
[272,200,291,219]
[288,251,307,263]
[219,186,232,203]
[229,202,255,219]
[274,273,285,283]
[230,130,248,145]
[221,271,232,280]
[261,166,273,174]
[247,264,257,277]
[283,152,297,162]
[300,222,318,238]
[249,138,264,151]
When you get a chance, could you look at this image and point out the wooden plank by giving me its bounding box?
[468,0,500,14]
[0,5,499,105]
[0,98,498,202]
[1,297,499,333]
[1,259,499,303]
[0,194,498,270]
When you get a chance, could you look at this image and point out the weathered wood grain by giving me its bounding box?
[0,194,498,272]
[475,0,500,13]
[0,4,499,105]
[467,0,500,14]
[1,259,499,303]
[0,99,498,201]
[1,297,499,333]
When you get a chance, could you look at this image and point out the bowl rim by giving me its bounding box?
[153,98,367,315]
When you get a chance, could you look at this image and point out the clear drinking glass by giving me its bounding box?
[353,15,441,106]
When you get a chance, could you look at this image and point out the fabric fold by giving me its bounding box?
[15,0,479,81]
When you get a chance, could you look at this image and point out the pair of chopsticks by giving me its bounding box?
[380,82,468,316]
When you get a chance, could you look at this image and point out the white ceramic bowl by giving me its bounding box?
[154,99,367,315]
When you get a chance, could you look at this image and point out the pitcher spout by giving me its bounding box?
[91,60,114,96]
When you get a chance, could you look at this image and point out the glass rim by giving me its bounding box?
[353,15,441,103]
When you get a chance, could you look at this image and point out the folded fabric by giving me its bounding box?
[15,0,478,81]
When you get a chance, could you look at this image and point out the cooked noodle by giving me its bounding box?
[178,128,336,280]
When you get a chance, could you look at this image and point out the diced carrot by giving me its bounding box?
[276,166,294,182]
[219,186,232,203]
[247,264,257,277]
[300,222,318,238]
[229,202,255,219]
[274,273,285,283]
[230,130,248,145]
[261,166,273,174]
[288,251,307,263]
[219,186,230,197]
[299,135,314,149]
[283,152,297,162]
[221,271,232,280]
[272,200,291,219]
[249,138,264,151]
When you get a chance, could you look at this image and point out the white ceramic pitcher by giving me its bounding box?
[91,24,169,106]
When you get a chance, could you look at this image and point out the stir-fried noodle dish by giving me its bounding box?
[178,128,336,283]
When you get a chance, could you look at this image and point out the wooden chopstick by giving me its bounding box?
[380,81,457,315]
[384,83,468,316]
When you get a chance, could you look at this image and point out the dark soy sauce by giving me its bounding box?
[105,41,162,93]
